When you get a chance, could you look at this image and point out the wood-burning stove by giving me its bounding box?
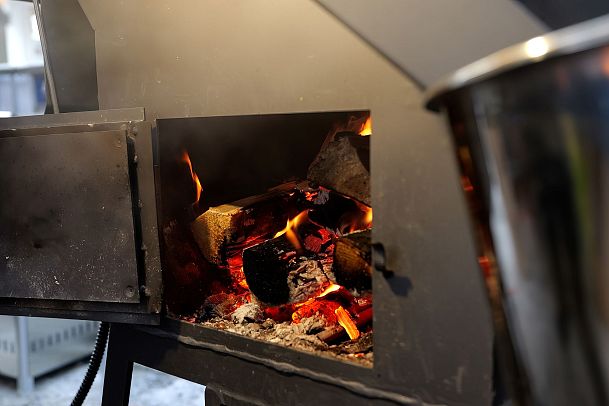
[0,105,491,405]
[0,1,497,405]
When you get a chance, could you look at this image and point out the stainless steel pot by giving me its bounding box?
[426,14,609,406]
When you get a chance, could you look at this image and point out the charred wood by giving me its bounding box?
[201,292,248,320]
[332,230,371,290]
[333,331,373,355]
[287,259,333,303]
[243,231,336,305]
[191,181,311,264]
[306,189,369,235]
[307,131,370,206]
[242,234,296,304]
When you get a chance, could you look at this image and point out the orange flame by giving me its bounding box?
[341,204,373,235]
[363,207,372,227]
[317,283,341,298]
[181,151,202,205]
[293,283,343,310]
[335,306,360,340]
[274,210,309,251]
[359,117,372,136]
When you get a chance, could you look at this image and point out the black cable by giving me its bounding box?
[71,321,110,406]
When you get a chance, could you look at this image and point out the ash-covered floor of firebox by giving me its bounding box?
[180,314,373,367]
[0,358,204,406]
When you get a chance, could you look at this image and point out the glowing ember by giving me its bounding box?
[274,210,309,251]
[181,151,203,205]
[335,306,360,340]
[359,117,372,136]
[461,176,474,192]
[292,300,340,325]
[317,283,341,298]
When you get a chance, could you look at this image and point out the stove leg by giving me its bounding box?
[101,324,134,406]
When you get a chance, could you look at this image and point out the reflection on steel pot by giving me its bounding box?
[426,14,609,406]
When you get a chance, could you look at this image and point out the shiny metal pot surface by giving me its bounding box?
[426,14,609,406]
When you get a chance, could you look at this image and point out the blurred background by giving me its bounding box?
[0,0,45,117]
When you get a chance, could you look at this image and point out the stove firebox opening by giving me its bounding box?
[158,111,372,366]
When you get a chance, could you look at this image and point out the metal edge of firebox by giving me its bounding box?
[0,108,162,325]
[102,321,431,406]
[0,108,144,131]
[160,318,431,405]
[130,120,163,316]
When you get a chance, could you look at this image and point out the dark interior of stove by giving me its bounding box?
[157,111,374,366]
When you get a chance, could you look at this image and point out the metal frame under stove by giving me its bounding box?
[102,320,422,406]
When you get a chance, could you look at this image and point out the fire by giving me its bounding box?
[363,206,372,227]
[317,283,341,298]
[359,117,372,136]
[181,151,202,205]
[293,283,342,310]
[461,176,474,192]
[274,210,309,252]
[335,306,360,340]
[340,204,373,235]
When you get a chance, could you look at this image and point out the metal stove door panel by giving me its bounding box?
[0,109,160,325]
[0,130,139,302]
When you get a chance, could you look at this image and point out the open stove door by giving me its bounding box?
[0,108,161,325]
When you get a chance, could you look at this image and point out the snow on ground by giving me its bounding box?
[0,359,204,406]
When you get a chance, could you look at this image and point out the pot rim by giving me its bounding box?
[424,13,609,111]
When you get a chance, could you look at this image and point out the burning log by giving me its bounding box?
[306,189,371,235]
[307,131,370,206]
[191,182,309,264]
[242,233,334,305]
[242,234,296,304]
[332,230,371,290]
[288,259,333,303]
[335,306,360,340]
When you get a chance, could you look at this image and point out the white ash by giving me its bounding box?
[231,302,263,324]
[287,259,332,303]
[273,316,325,337]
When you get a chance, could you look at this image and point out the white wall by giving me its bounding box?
[3,0,42,67]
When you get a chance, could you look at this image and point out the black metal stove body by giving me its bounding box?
[0,1,502,404]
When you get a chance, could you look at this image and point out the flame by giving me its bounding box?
[293,283,343,311]
[340,204,373,235]
[317,283,341,298]
[335,306,360,340]
[363,207,372,227]
[359,117,372,136]
[181,151,202,205]
[274,210,309,251]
